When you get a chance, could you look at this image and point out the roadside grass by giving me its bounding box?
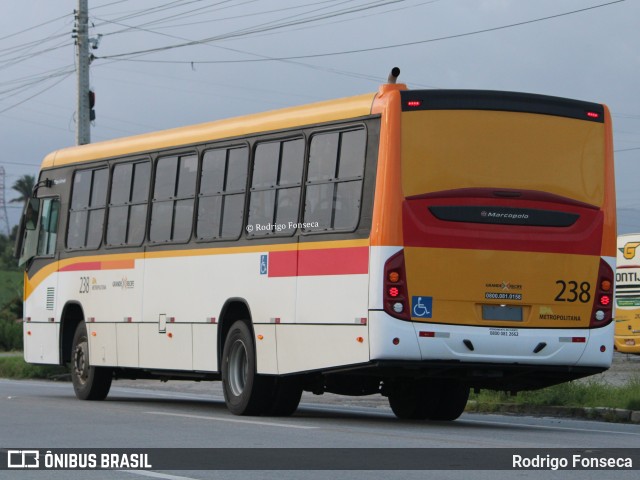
[0,355,69,380]
[470,378,640,411]
[0,270,22,308]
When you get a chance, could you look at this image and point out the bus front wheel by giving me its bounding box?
[70,321,113,400]
[221,320,272,416]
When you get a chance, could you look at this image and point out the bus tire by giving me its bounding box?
[221,320,272,416]
[71,321,113,401]
[388,381,439,420]
[266,376,303,417]
[428,382,469,421]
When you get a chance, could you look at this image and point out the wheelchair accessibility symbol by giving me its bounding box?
[260,254,268,275]
[411,296,432,318]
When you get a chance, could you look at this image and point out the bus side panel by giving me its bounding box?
[87,322,117,366]
[140,251,292,373]
[23,322,60,365]
[55,256,144,369]
[276,324,369,374]
[24,266,60,365]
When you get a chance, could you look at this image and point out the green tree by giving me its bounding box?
[10,174,35,207]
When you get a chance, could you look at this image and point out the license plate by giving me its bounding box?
[482,305,523,321]
[625,339,636,346]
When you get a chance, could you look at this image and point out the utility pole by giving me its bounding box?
[0,167,10,236]
[74,0,91,145]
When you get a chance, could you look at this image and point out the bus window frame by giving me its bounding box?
[148,149,199,246]
[195,141,250,244]
[104,156,152,250]
[246,134,306,240]
[65,163,110,252]
[300,122,369,237]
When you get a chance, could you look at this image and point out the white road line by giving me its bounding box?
[146,411,317,429]
[463,418,640,436]
[122,470,200,480]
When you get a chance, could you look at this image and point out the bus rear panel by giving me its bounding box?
[369,90,616,391]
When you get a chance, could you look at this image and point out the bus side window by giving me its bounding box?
[37,198,60,257]
[107,161,150,246]
[67,167,108,249]
[304,128,366,233]
[197,146,248,241]
[150,154,197,243]
[247,138,304,236]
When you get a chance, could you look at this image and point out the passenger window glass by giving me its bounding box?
[197,146,248,241]
[303,127,366,233]
[248,138,303,237]
[67,167,108,249]
[150,154,196,243]
[107,160,150,247]
[307,133,338,181]
[252,142,280,189]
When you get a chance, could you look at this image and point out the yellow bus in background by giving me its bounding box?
[615,234,640,354]
[17,68,616,420]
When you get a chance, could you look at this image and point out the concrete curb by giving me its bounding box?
[466,400,640,424]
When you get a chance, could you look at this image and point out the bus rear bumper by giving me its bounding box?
[368,311,614,369]
[614,336,640,354]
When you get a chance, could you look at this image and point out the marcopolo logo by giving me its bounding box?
[481,210,529,220]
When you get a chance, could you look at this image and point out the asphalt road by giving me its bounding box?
[1,378,639,480]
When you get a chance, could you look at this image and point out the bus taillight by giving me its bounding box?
[590,259,614,327]
[383,250,410,320]
[599,294,611,306]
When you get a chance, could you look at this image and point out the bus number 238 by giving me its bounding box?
[554,280,591,303]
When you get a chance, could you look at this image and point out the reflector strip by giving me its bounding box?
[419,331,450,338]
[559,337,586,343]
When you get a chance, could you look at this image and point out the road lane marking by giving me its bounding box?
[122,471,199,480]
[463,418,640,436]
[146,411,317,429]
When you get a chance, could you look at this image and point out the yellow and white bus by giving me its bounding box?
[615,234,640,354]
[17,69,616,420]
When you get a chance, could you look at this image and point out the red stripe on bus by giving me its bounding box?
[268,247,369,277]
[59,259,135,272]
[59,262,102,272]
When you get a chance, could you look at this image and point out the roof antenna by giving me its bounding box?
[387,67,400,84]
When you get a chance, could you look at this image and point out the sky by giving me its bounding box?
[1,0,638,233]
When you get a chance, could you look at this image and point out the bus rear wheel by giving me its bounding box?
[428,381,469,421]
[388,380,440,420]
[266,376,303,416]
[70,321,112,400]
[221,320,273,416]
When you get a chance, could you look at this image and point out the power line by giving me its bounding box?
[0,72,74,115]
[96,0,625,64]
[95,0,407,60]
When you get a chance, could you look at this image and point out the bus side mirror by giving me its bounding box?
[15,197,40,265]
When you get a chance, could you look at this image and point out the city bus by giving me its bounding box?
[615,234,640,354]
[16,68,616,420]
